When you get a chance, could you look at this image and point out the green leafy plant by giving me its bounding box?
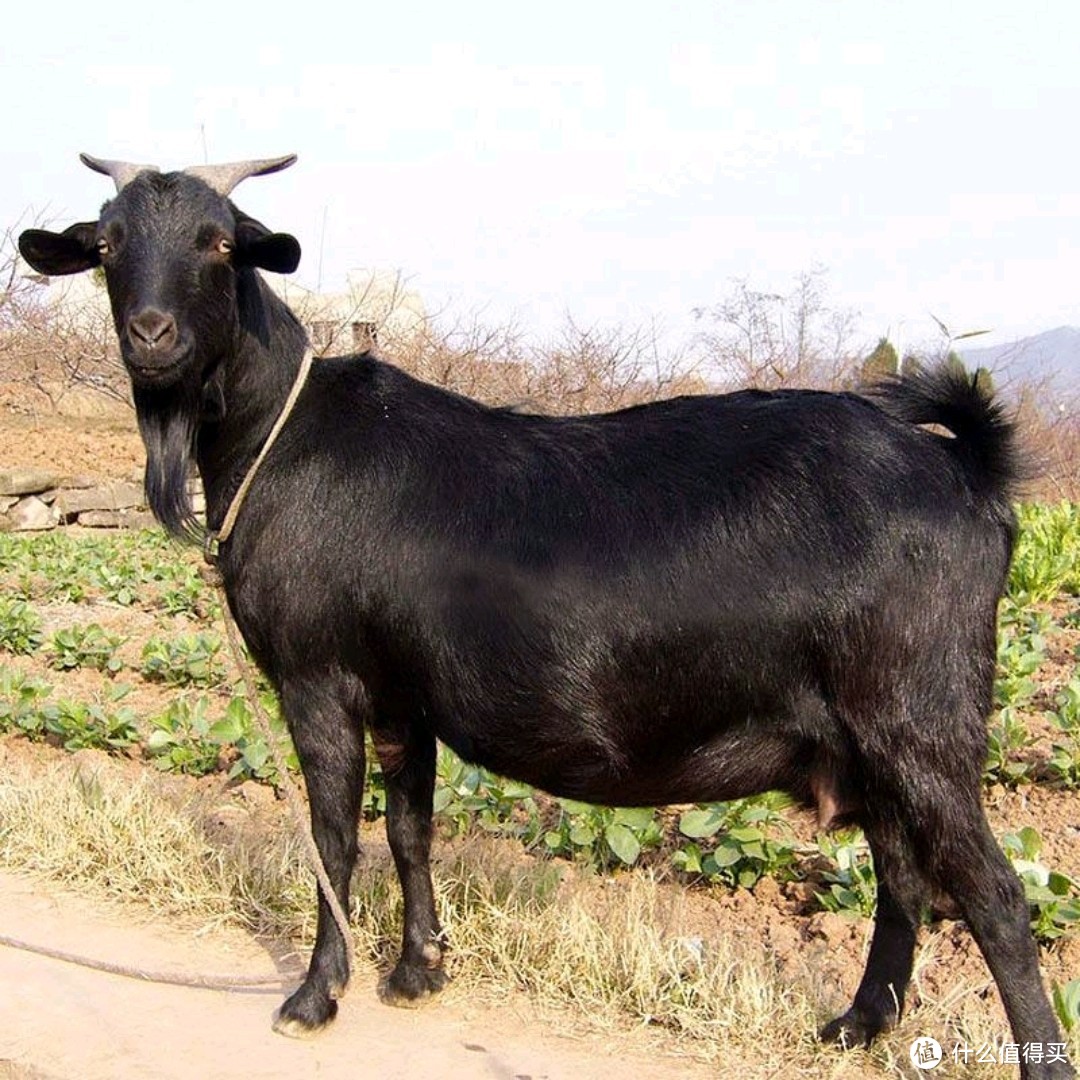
[0,666,54,739]
[210,693,298,784]
[434,745,539,842]
[141,633,225,688]
[994,616,1046,709]
[46,623,124,674]
[673,794,797,888]
[1053,977,1080,1034]
[1047,680,1080,788]
[984,614,1047,785]
[1002,826,1080,943]
[363,754,388,820]
[159,565,215,620]
[91,563,143,606]
[985,707,1038,786]
[44,692,139,753]
[1008,502,1080,602]
[0,598,43,655]
[543,801,661,870]
[146,697,223,775]
[814,833,877,918]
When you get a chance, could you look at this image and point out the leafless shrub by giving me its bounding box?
[391,312,707,415]
[525,317,707,413]
[0,216,130,416]
[692,265,861,389]
[1013,382,1080,501]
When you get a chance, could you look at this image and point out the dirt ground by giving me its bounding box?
[0,867,714,1080]
[0,411,144,482]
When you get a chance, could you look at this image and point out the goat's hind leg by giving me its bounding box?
[273,679,367,1037]
[375,728,448,1006]
[923,804,1074,1079]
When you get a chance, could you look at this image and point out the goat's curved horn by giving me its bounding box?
[80,153,160,192]
[184,154,298,196]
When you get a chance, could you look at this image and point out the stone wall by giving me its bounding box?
[0,467,201,532]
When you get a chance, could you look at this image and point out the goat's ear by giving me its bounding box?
[234,215,301,274]
[18,223,100,276]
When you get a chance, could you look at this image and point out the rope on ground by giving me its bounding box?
[0,932,301,992]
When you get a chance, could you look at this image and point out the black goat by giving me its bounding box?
[19,155,1073,1079]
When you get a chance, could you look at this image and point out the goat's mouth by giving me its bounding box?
[123,346,194,388]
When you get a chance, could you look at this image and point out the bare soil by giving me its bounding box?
[0,411,144,483]
[0,864,708,1080]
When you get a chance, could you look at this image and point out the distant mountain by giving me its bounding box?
[961,326,1080,399]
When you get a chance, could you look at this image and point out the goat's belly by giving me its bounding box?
[437,696,808,809]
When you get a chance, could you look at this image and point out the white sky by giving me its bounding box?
[4,1,1079,357]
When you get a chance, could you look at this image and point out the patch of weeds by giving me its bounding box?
[45,690,139,753]
[211,693,298,784]
[672,793,797,888]
[1047,680,1080,788]
[140,633,225,688]
[46,623,125,674]
[434,745,539,843]
[146,696,223,776]
[542,802,661,869]
[0,598,43,655]
[814,832,877,918]
[1002,826,1080,943]
[0,666,54,738]
[1053,977,1080,1035]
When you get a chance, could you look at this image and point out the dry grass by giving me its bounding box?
[1,747,1074,1077]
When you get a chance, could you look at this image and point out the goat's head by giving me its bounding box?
[19,154,300,390]
[19,155,302,539]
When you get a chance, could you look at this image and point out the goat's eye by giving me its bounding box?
[217,237,234,256]
[96,238,110,256]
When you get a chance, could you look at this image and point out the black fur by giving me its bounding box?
[20,165,1073,1078]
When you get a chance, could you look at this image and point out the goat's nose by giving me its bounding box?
[128,309,177,351]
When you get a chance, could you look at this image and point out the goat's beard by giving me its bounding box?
[133,381,203,543]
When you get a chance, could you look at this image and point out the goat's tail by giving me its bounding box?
[871,364,1030,507]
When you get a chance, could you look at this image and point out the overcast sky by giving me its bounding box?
[4,1,1079,358]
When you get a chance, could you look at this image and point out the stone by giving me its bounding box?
[56,475,102,490]
[54,481,146,517]
[77,508,157,529]
[0,467,59,496]
[5,495,59,531]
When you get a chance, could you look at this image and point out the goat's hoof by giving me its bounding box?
[273,987,338,1038]
[378,963,449,1008]
[820,1009,882,1050]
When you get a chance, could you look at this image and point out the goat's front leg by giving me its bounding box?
[273,680,366,1037]
[374,728,448,1005]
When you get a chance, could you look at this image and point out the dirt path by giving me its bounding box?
[0,872,706,1080]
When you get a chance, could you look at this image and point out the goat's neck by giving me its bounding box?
[196,272,308,532]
